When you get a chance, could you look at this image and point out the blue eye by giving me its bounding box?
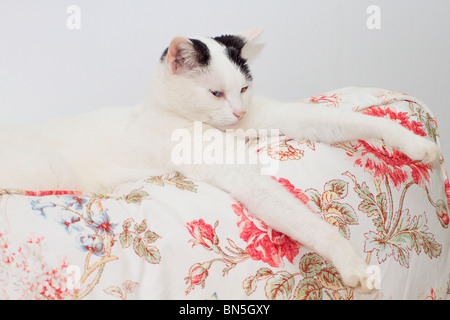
[210,90,224,98]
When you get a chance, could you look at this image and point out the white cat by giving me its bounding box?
[0,28,439,293]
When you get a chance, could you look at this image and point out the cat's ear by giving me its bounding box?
[166,37,208,75]
[238,27,264,44]
[238,27,264,61]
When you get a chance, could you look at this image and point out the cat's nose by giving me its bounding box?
[233,111,246,120]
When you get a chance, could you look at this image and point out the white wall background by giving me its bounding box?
[0,0,449,161]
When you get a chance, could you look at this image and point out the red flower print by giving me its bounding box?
[348,107,433,188]
[273,177,309,204]
[425,288,442,300]
[306,94,342,107]
[266,141,304,161]
[232,203,301,268]
[0,233,74,300]
[186,219,219,251]
[352,140,432,188]
[445,179,450,208]
[23,190,83,197]
[184,261,212,294]
[362,107,427,136]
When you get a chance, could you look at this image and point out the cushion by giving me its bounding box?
[1,86,449,300]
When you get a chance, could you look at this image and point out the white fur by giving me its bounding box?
[0,29,439,293]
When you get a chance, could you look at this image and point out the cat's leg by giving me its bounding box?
[241,96,440,164]
[297,106,440,164]
[181,163,375,293]
[0,144,79,191]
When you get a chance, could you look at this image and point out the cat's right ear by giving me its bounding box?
[239,27,264,44]
[166,37,204,75]
[239,27,265,62]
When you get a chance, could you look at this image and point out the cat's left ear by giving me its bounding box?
[238,27,264,61]
[166,37,207,75]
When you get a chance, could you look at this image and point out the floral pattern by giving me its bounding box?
[338,106,433,188]
[184,219,251,294]
[1,181,164,299]
[301,93,342,107]
[344,171,442,268]
[0,87,449,299]
[104,280,139,300]
[183,210,353,300]
[0,232,73,300]
[233,202,301,268]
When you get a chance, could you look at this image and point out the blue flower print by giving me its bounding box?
[77,233,106,256]
[30,199,55,217]
[56,212,83,234]
[86,210,117,236]
[61,195,87,210]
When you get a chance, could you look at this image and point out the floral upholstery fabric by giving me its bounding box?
[1,87,449,300]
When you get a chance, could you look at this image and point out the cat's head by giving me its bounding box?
[155,28,263,130]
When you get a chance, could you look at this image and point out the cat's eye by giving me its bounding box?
[210,90,224,98]
[241,86,249,93]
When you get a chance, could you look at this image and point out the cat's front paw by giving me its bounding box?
[339,257,378,294]
[402,137,440,164]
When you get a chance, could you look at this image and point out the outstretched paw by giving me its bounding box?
[340,258,379,294]
[403,137,440,164]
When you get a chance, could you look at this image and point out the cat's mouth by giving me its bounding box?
[205,114,242,131]
[209,119,242,132]
[211,123,238,132]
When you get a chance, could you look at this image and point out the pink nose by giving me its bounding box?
[233,111,246,120]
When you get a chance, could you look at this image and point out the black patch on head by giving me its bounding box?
[213,35,246,52]
[213,35,252,81]
[188,38,211,66]
[225,48,252,81]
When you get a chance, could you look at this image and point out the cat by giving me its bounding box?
[0,28,440,293]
